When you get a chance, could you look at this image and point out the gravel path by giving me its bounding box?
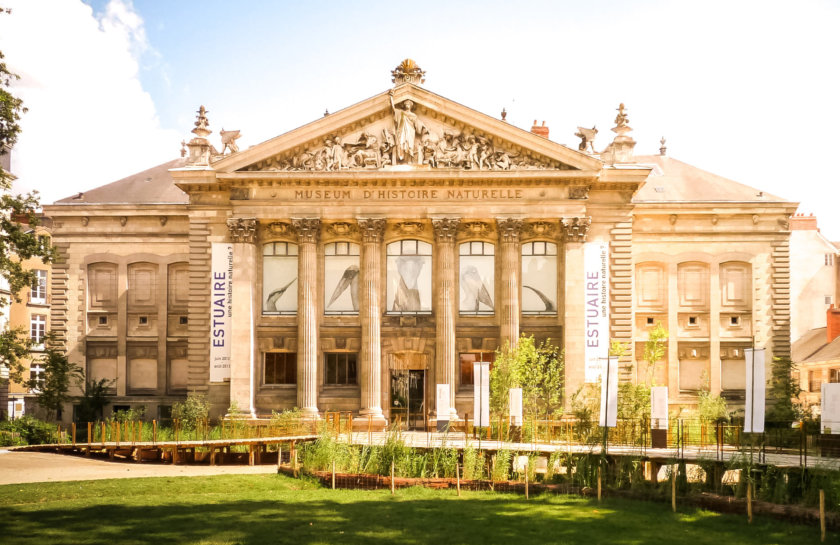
[0,450,278,485]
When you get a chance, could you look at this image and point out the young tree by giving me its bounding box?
[489,335,564,421]
[24,334,82,421]
[75,378,112,423]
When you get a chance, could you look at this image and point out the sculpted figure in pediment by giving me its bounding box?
[389,89,429,164]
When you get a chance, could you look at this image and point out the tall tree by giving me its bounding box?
[0,7,55,386]
[23,334,82,421]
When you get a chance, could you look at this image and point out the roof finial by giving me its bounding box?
[600,102,637,164]
[180,140,186,158]
[501,107,507,122]
[185,105,213,166]
[659,136,667,156]
[193,105,211,136]
[391,58,426,86]
[324,108,329,117]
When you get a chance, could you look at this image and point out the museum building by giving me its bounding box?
[44,60,797,426]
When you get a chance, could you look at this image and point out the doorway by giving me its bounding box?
[390,369,425,430]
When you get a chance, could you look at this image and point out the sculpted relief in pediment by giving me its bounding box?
[240,92,574,173]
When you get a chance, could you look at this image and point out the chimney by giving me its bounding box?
[530,120,549,139]
[828,304,840,343]
[790,213,818,231]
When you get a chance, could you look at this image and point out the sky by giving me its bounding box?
[1,0,839,237]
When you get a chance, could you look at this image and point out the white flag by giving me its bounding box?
[584,242,610,383]
[650,386,669,430]
[822,383,840,434]
[744,348,766,433]
[509,388,523,426]
[436,384,450,422]
[599,356,619,428]
[473,362,490,428]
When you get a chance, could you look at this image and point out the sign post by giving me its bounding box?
[744,348,766,434]
[473,361,490,447]
[436,384,450,432]
[584,242,610,383]
[599,355,619,455]
[209,242,233,383]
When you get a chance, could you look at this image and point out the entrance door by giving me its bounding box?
[390,369,425,430]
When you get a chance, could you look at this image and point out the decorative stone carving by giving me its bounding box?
[159,216,168,226]
[291,218,321,244]
[569,185,590,200]
[119,216,127,227]
[669,214,677,225]
[267,222,292,237]
[525,221,556,239]
[185,105,213,166]
[357,218,386,243]
[711,215,719,225]
[600,102,637,164]
[230,187,250,200]
[226,217,257,243]
[81,217,89,226]
[326,221,358,237]
[432,217,460,242]
[391,58,426,86]
[460,221,490,237]
[560,217,591,242]
[575,126,598,153]
[395,221,424,235]
[496,218,523,243]
[777,218,790,230]
[220,129,241,154]
[752,214,760,225]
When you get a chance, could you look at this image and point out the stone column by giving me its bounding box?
[561,217,590,408]
[432,217,460,421]
[357,218,387,429]
[497,218,523,349]
[292,218,320,418]
[227,217,257,417]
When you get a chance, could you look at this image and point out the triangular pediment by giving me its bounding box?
[212,84,604,175]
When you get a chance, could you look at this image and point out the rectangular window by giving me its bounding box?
[831,368,840,384]
[29,362,45,392]
[324,352,358,385]
[264,352,297,385]
[459,352,495,387]
[30,270,47,304]
[30,315,47,347]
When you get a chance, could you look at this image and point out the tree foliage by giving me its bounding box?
[767,356,800,424]
[24,334,82,421]
[75,378,113,423]
[489,335,564,420]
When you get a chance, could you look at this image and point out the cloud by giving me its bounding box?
[0,0,180,204]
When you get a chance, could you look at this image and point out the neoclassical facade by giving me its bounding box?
[45,61,797,426]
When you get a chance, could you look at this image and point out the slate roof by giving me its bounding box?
[793,327,840,363]
[53,158,189,205]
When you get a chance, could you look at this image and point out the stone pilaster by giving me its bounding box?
[227,217,257,417]
[432,217,460,420]
[497,218,523,348]
[561,217,590,406]
[292,218,320,418]
[357,218,387,428]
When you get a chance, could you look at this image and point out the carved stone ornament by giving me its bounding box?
[752,215,760,225]
[711,215,719,225]
[391,58,426,86]
[396,221,424,235]
[525,221,556,239]
[432,217,460,242]
[230,187,250,200]
[291,218,321,244]
[560,217,591,243]
[460,221,490,237]
[159,216,168,226]
[81,217,89,226]
[267,222,292,237]
[326,221,358,237]
[227,217,258,243]
[669,214,677,225]
[568,186,590,200]
[220,128,241,155]
[496,218,523,243]
[119,216,127,227]
[777,218,790,230]
[357,218,386,243]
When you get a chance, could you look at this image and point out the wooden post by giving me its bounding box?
[57,424,61,444]
[71,423,76,446]
[276,445,282,470]
[671,465,677,513]
[456,463,461,497]
[597,465,602,502]
[101,422,106,446]
[746,477,753,523]
[87,422,92,445]
[525,466,529,500]
[153,419,157,444]
[391,460,395,495]
[820,489,826,542]
[293,450,298,478]
[332,459,336,490]
[248,444,255,466]
[368,415,372,445]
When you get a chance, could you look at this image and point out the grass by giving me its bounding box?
[0,474,830,545]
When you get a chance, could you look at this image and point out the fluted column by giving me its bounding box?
[293,218,320,418]
[357,218,387,428]
[497,218,523,349]
[561,216,591,409]
[432,217,460,421]
[227,217,257,418]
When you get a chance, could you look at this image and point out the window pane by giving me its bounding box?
[338,354,347,384]
[460,354,476,386]
[347,354,357,384]
[284,354,297,384]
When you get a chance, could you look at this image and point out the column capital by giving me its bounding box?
[292,217,321,244]
[561,216,591,243]
[226,217,257,243]
[357,217,386,243]
[432,217,460,243]
[496,217,523,243]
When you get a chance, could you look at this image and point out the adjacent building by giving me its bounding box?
[44,61,797,426]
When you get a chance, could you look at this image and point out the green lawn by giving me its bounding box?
[0,474,828,545]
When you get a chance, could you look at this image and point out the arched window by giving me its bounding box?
[521,241,557,315]
[324,242,360,315]
[88,262,117,311]
[386,239,432,314]
[459,241,494,315]
[263,242,298,314]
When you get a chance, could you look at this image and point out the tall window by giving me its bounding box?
[459,241,494,315]
[263,242,298,314]
[324,352,358,385]
[324,242,360,315]
[386,240,432,314]
[30,270,47,304]
[521,241,557,315]
[459,352,495,387]
[30,314,46,347]
[264,352,297,384]
[29,362,45,392]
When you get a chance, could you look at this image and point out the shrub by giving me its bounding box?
[0,416,57,445]
[171,393,210,431]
